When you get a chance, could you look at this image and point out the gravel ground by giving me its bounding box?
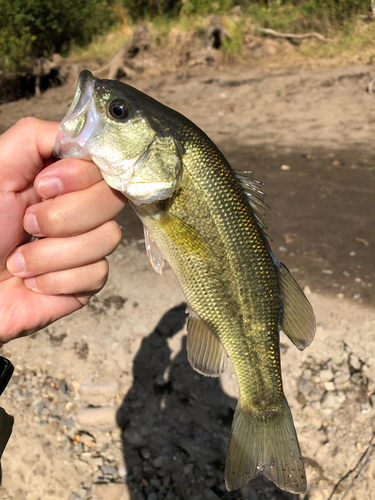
[0,243,374,500]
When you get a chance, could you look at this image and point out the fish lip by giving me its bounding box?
[53,70,103,159]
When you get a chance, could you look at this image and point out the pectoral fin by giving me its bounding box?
[186,309,228,377]
[275,259,316,350]
[155,209,212,260]
[144,226,165,274]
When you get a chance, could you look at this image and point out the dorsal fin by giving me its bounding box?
[186,309,228,377]
[274,258,316,351]
[234,170,271,236]
[144,226,164,275]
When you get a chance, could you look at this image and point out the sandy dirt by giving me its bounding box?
[0,60,374,500]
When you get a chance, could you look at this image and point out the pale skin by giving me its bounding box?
[0,118,127,345]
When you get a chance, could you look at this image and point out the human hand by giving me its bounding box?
[0,118,126,344]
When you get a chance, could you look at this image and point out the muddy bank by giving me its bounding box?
[0,62,374,500]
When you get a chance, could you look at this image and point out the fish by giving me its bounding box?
[54,70,316,493]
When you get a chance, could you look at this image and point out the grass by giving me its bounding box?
[65,2,375,68]
[68,27,132,61]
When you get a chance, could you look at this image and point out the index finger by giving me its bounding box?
[0,118,58,193]
[35,158,104,199]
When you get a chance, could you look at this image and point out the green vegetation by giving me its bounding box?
[0,0,374,72]
[120,0,372,24]
[0,0,114,71]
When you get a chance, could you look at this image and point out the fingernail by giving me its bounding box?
[24,213,41,235]
[38,176,63,198]
[24,277,37,290]
[7,251,26,274]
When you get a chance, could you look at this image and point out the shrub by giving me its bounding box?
[0,0,114,71]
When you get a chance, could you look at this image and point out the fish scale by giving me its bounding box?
[174,137,283,404]
[54,70,315,493]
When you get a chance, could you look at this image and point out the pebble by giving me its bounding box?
[334,372,350,390]
[319,368,334,382]
[118,465,127,478]
[324,381,335,391]
[309,491,328,500]
[45,420,60,435]
[101,464,118,476]
[349,352,362,371]
[91,483,128,500]
[152,456,167,468]
[60,417,75,428]
[205,476,217,488]
[80,376,119,406]
[162,475,170,488]
[75,406,117,431]
[74,458,90,473]
[203,489,221,500]
[58,379,68,394]
[309,417,323,429]
[80,432,96,444]
[321,391,346,410]
[183,463,194,475]
[140,447,151,459]
[92,457,104,467]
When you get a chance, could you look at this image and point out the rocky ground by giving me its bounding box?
[0,58,374,500]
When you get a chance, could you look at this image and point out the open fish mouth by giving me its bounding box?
[54,71,104,160]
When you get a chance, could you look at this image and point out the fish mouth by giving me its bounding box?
[54,70,104,159]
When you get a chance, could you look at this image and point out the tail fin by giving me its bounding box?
[225,397,306,493]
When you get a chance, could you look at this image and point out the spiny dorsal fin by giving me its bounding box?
[186,309,228,377]
[144,226,164,275]
[274,258,316,351]
[234,170,271,236]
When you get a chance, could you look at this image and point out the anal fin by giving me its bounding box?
[225,396,306,494]
[186,309,228,377]
[275,259,316,351]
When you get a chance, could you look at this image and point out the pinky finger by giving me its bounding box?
[24,259,109,297]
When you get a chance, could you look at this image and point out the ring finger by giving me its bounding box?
[23,259,109,295]
[7,220,121,278]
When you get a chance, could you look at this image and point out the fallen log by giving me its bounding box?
[256,27,331,43]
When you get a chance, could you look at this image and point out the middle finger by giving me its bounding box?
[23,180,126,237]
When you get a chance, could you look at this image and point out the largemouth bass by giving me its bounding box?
[54,70,315,493]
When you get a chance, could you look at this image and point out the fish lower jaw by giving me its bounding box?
[99,172,173,204]
[126,183,176,204]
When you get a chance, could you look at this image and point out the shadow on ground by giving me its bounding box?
[116,304,299,500]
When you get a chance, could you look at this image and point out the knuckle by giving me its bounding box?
[102,221,122,250]
[45,205,70,235]
[48,271,61,288]
[15,116,39,132]
[92,259,109,290]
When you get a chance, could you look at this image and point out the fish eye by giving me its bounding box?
[109,100,130,120]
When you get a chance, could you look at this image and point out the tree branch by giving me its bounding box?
[256,27,332,43]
